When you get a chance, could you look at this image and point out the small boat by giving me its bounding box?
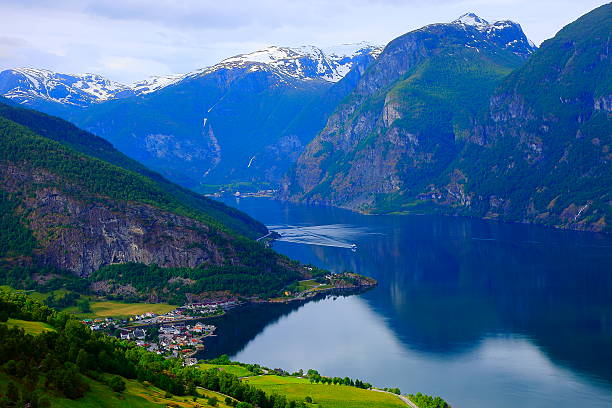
[350,244,357,252]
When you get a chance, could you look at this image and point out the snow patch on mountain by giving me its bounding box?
[453,12,490,29]
[202,42,382,83]
[129,74,186,95]
[0,42,382,106]
[451,13,537,56]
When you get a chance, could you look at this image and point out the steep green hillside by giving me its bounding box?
[421,3,612,232]
[0,106,313,298]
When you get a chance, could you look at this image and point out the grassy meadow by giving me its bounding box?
[245,375,407,408]
[2,318,55,335]
[198,363,255,378]
[75,301,177,319]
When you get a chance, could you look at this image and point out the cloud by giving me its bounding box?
[0,0,608,82]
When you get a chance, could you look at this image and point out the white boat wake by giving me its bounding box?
[267,224,370,249]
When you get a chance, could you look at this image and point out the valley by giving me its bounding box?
[0,2,610,408]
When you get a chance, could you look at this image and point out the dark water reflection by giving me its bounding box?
[211,197,612,408]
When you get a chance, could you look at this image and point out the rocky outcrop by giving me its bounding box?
[1,163,237,276]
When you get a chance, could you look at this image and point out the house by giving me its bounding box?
[120,331,133,340]
[183,358,197,366]
[134,329,146,339]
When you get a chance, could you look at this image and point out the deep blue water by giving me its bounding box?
[207,197,612,408]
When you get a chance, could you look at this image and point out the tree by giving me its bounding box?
[0,310,8,322]
[7,382,20,403]
[76,298,91,313]
[207,396,219,406]
[108,376,126,393]
[76,349,90,372]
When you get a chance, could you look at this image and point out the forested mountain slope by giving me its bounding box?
[0,101,266,239]
[0,103,307,295]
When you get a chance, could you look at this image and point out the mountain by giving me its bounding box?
[0,101,312,293]
[282,14,535,206]
[435,4,611,232]
[0,43,381,190]
[283,6,611,233]
[0,69,188,108]
[202,42,382,83]
[0,68,134,107]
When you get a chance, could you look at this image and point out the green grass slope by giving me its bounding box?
[245,376,406,408]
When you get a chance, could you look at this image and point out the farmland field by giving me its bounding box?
[245,375,406,408]
[2,318,55,335]
[77,301,177,319]
[198,363,255,377]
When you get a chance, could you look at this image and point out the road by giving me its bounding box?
[371,388,420,408]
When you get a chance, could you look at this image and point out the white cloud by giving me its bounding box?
[0,0,608,82]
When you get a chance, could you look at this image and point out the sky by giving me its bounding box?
[0,0,608,83]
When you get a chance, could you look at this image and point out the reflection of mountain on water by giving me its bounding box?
[198,302,303,359]
[218,198,612,388]
[199,295,356,360]
[292,216,612,384]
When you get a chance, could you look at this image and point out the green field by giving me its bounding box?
[245,375,406,408]
[294,280,320,292]
[2,318,55,335]
[0,286,176,320]
[70,301,177,319]
[198,363,255,378]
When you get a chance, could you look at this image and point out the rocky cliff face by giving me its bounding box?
[1,163,236,276]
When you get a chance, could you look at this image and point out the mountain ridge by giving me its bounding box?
[0,42,382,107]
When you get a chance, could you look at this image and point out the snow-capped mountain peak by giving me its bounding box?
[453,13,490,28]
[449,13,537,56]
[0,42,383,107]
[0,68,132,107]
[207,42,382,83]
[129,74,186,95]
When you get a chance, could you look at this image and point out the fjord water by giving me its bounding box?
[212,198,612,408]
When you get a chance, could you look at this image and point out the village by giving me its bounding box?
[79,275,374,365]
[80,299,241,364]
